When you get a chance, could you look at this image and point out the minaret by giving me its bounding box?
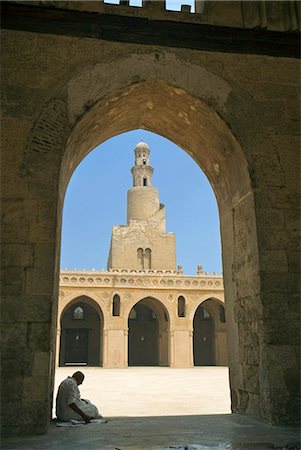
[127,142,160,224]
[107,142,176,271]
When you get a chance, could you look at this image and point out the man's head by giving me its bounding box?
[72,371,85,385]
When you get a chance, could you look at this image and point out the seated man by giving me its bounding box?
[56,371,101,423]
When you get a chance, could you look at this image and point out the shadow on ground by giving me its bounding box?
[2,414,300,450]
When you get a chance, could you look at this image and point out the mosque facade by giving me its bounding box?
[57,142,228,368]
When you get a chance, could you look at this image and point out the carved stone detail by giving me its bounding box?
[59,270,223,291]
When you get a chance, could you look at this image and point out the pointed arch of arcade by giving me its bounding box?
[192,296,228,367]
[15,47,275,431]
[57,292,108,367]
[126,297,171,367]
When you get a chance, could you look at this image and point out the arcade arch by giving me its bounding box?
[58,295,105,367]
[193,297,228,366]
[128,297,170,366]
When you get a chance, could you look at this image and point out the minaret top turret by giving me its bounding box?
[134,141,150,165]
[131,141,154,187]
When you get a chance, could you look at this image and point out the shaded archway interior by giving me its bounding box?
[193,298,227,366]
[59,296,104,367]
[128,297,170,366]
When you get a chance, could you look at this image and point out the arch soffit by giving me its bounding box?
[59,291,109,325]
[56,51,252,210]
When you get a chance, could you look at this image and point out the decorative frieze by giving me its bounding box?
[59,270,223,290]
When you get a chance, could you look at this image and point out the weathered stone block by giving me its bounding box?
[228,363,244,390]
[20,399,49,431]
[255,191,299,210]
[1,348,33,377]
[2,294,52,322]
[1,198,38,243]
[2,84,45,119]
[1,267,25,295]
[1,243,34,268]
[38,199,57,223]
[263,319,300,345]
[258,229,290,251]
[260,250,288,272]
[261,292,288,320]
[4,377,24,402]
[25,267,55,295]
[253,154,286,188]
[33,352,50,376]
[34,244,59,269]
[28,323,51,352]
[241,345,260,366]
[234,295,263,322]
[287,250,300,273]
[261,272,288,292]
[24,376,49,401]
[29,222,56,244]
[1,322,27,350]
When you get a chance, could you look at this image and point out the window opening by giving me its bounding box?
[145,248,152,269]
[178,296,186,317]
[73,306,84,320]
[113,294,121,316]
[200,306,211,320]
[143,178,147,186]
[220,305,226,323]
[137,248,144,269]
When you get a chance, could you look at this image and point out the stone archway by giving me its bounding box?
[57,77,252,415]
[128,297,170,367]
[193,304,215,366]
[193,298,228,366]
[4,37,299,435]
[59,296,103,367]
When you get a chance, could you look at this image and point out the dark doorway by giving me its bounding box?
[65,329,89,364]
[128,303,159,365]
[193,305,215,366]
[60,298,102,366]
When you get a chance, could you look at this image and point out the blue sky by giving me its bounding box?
[61,130,222,275]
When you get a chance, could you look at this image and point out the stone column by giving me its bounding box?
[55,328,61,367]
[172,329,193,368]
[102,329,108,367]
[124,329,129,367]
[169,330,175,367]
[189,330,194,367]
[104,328,127,368]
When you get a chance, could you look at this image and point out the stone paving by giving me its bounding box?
[2,368,300,450]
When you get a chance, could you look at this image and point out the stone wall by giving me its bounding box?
[1,1,300,435]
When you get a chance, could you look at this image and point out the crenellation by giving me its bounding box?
[10,1,301,31]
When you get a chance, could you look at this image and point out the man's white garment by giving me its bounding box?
[56,376,100,421]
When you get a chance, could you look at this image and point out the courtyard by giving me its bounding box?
[53,367,231,417]
[2,368,299,450]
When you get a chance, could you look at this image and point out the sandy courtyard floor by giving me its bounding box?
[53,366,231,418]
